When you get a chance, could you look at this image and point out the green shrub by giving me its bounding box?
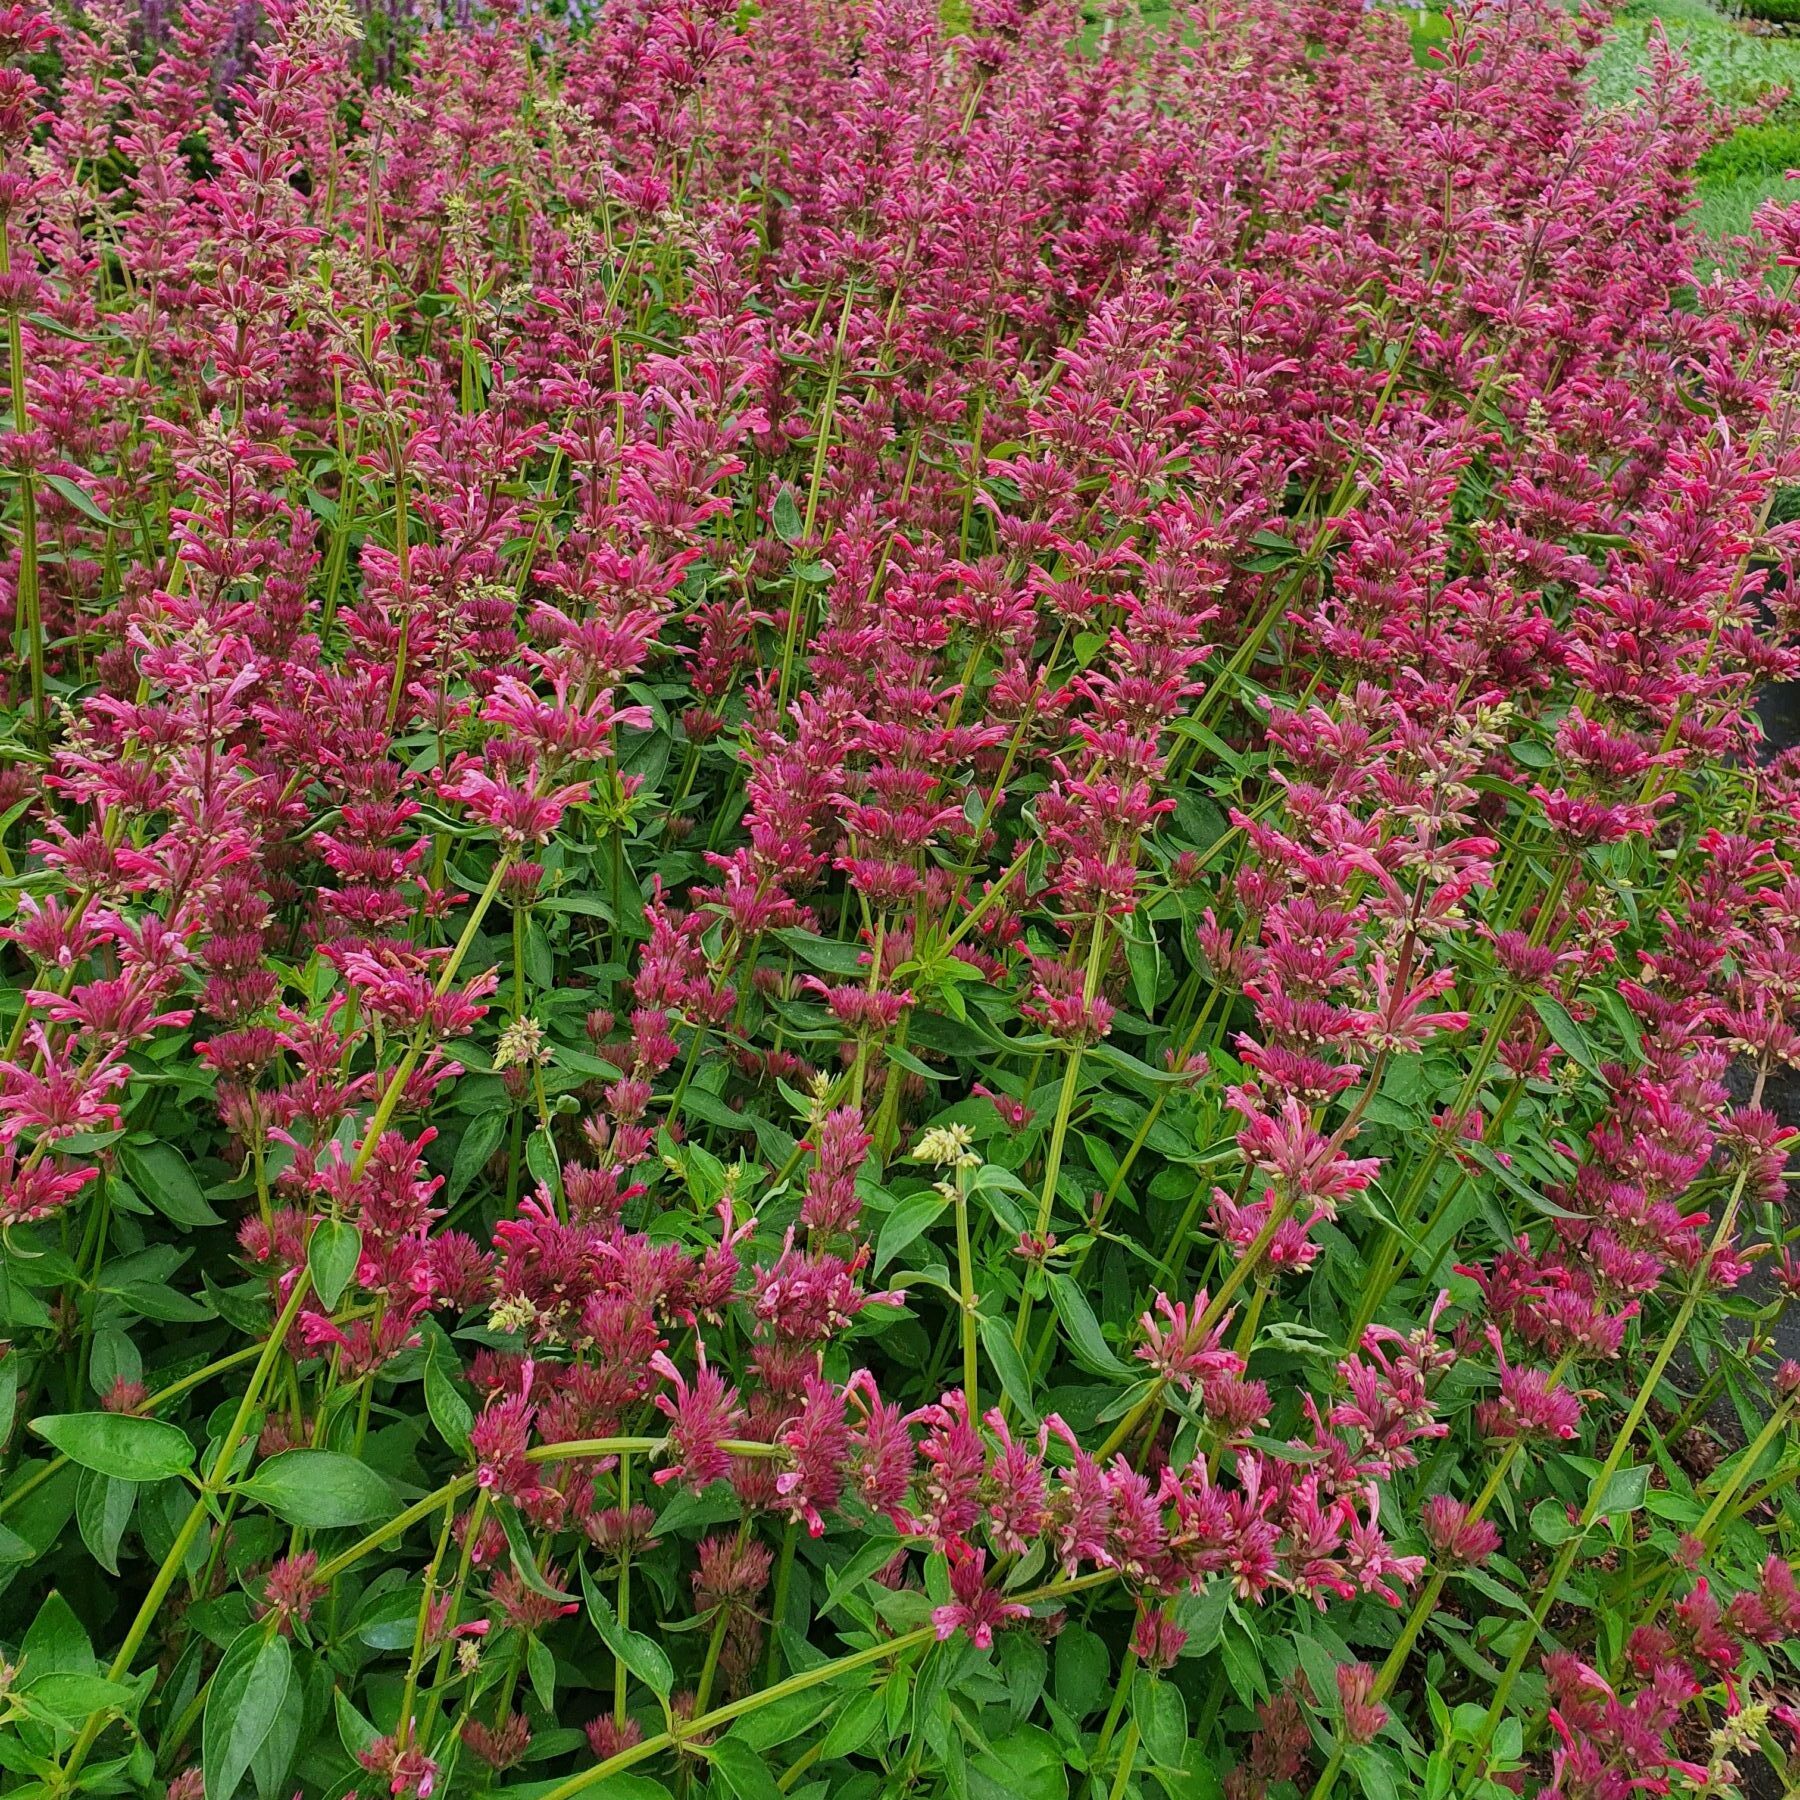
[1588,0,1800,109]
[1697,116,1800,178]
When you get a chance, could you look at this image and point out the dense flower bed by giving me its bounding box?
[0,1,1796,1797]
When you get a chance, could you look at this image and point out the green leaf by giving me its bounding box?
[234,1451,394,1529]
[353,1588,425,1651]
[74,1467,135,1576]
[1134,1676,1188,1770]
[771,489,803,544]
[108,1279,213,1323]
[526,1127,560,1196]
[1595,989,1645,1066]
[1167,1741,1225,1800]
[576,1780,672,1800]
[579,1558,673,1699]
[42,472,116,528]
[29,1411,194,1482]
[1529,1498,1579,1546]
[333,1688,380,1759]
[203,1627,293,1800]
[1293,1634,1344,1732]
[1595,1465,1649,1517]
[0,1351,17,1446]
[251,1659,303,1800]
[1348,1745,1401,1800]
[876,1191,948,1272]
[819,1686,884,1758]
[1458,1140,1583,1221]
[1174,1581,1228,1656]
[1053,1624,1109,1719]
[22,1590,95,1678]
[526,1633,556,1713]
[306,1219,361,1312]
[448,1109,506,1204]
[772,927,865,977]
[1047,1276,1127,1375]
[729,1687,838,1751]
[976,1313,1037,1420]
[710,1736,785,1800]
[1531,995,1600,1075]
[499,1500,570,1602]
[1123,928,1160,1019]
[998,1633,1047,1719]
[1218,1620,1266,1703]
[819,1532,910,1615]
[423,1333,473,1457]
[971,1727,1067,1800]
[119,1142,222,1229]
[17,1671,136,1727]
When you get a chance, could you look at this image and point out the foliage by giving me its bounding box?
[1696,114,1800,176]
[1587,0,1800,109]
[0,5,1795,1800]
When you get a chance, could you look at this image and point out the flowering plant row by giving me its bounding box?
[0,1,1794,1797]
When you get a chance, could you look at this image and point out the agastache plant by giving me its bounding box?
[0,4,1794,1800]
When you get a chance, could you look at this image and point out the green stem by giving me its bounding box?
[954,1168,980,1415]
[775,283,856,714]
[533,1572,1117,1800]
[397,1496,459,1748]
[315,1474,480,1585]
[1614,1394,1798,1679]
[1013,916,1108,1359]
[764,1519,799,1683]
[1092,1652,1137,1764]
[615,1454,633,1726]
[356,850,516,1178]
[1466,1146,1760,1773]
[1097,1192,1294,1462]
[3,218,42,737]
[59,1272,316,1780]
[1307,1378,1564,1800]
[1104,1722,1140,1800]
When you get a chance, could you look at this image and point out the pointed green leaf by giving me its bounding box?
[1531,995,1599,1075]
[29,1412,194,1482]
[74,1467,136,1577]
[119,1142,222,1229]
[203,1627,292,1800]
[306,1219,362,1312]
[423,1332,473,1457]
[579,1557,673,1699]
[234,1450,394,1529]
[42,472,116,528]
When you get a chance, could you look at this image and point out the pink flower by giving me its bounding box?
[1419,1495,1500,1568]
[651,1348,746,1491]
[440,766,589,846]
[1135,1291,1244,1392]
[775,1373,850,1535]
[1131,1605,1188,1674]
[931,1545,1028,1650]
[1335,1663,1386,1745]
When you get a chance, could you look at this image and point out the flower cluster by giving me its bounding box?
[0,5,1795,1800]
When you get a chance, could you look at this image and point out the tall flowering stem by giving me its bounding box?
[0,6,1794,1800]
